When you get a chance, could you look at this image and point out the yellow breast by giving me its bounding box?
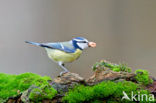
[45,48,82,63]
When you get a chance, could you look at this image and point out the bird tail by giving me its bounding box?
[25,41,42,46]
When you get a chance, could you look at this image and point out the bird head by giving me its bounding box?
[72,37,96,50]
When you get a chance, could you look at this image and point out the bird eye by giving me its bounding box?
[78,41,87,43]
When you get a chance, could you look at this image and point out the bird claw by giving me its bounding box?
[59,70,69,76]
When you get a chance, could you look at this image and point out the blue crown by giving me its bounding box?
[73,37,86,41]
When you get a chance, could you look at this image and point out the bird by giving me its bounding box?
[25,37,96,75]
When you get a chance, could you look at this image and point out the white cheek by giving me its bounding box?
[77,43,88,49]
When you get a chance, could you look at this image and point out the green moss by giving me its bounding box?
[91,100,104,103]
[29,85,57,102]
[135,69,153,85]
[92,61,131,73]
[63,81,151,103]
[0,72,57,102]
[112,67,121,72]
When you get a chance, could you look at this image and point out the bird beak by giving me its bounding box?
[88,42,96,48]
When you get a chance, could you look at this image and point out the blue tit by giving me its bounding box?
[25,37,96,75]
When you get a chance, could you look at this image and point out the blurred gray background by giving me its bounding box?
[0,0,156,78]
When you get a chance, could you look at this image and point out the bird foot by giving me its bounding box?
[59,70,69,76]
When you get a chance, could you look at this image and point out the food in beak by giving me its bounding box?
[88,42,96,48]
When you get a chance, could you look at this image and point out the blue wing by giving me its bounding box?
[41,42,76,53]
[25,41,76,53]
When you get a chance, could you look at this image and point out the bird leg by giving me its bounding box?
[58,62,69,76]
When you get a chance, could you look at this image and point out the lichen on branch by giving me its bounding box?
[92,60,131,73]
